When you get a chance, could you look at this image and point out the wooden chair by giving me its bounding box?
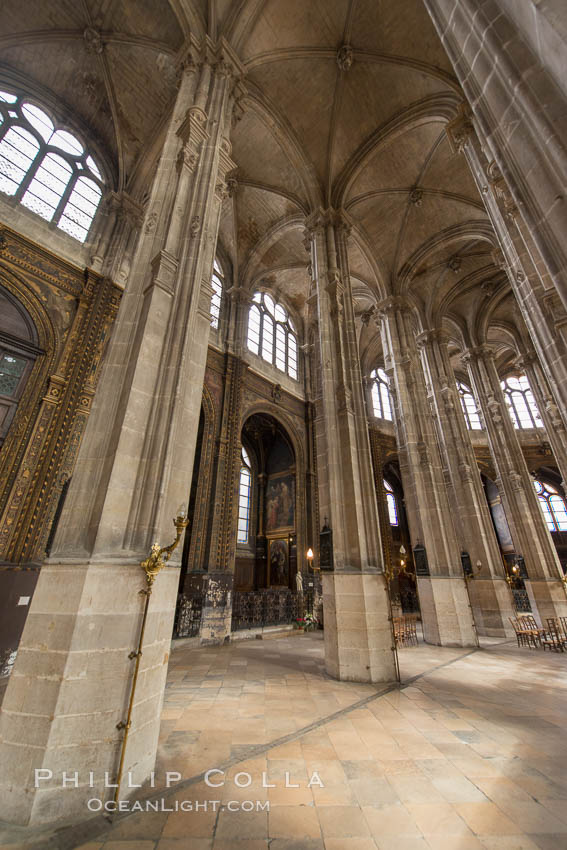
[543,619,566,652]
[559,617,567,642]
[509,617,540,648]
[517,615,545,647]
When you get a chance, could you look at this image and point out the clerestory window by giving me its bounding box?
[457,381,482,430]
[247,292,298,379]
[534,479,567,532]
[210,259,223,329]
[384,479,398,526]
[370,367,393,420]
[0,88,103,243]
[501,374,543,429]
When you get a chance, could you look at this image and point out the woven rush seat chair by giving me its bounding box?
[543,618,567,652]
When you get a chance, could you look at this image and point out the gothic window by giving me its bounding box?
[384,479,398,526]
[0,88,103,242]
[370,367,392,420]
[237,446,252,544]
[501,374,543,429]
[247,292,298,379]
[457,381,482,430]
[533,479,567,532]
[210,259,223,329]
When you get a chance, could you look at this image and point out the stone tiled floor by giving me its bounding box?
[1,632,567,850]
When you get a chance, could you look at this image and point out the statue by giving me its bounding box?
[295,571,303,594]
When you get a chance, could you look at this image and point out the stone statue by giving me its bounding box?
[295,571,303,594]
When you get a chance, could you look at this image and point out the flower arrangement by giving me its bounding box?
[294,613,319,631]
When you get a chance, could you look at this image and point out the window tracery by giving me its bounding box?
[247,291,298,379]
[533,479,567,532]
[210,259,223,329]
[0,88,103,242]
[237,446,252,544]
[370,367,393,420]
[384,479,398,526]
[501,374,543,429]
[457,380,482,430]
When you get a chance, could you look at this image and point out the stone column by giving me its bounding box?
[0,38,244,826]
[423,0,567,311]
[305,209,397,683]
[463,345,567,622]
[418,330,514,636]
[378,300,477,647]
[445,103,567,429]
[516,350,567,490]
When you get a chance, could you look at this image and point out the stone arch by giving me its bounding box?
[239,402,308,575]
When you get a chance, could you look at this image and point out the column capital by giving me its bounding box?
[375,295,412,320]
[304,207,352,238]
[461,344,495,367]
[514,350,537,372]
[446,102,474,154]
[416,328,450,350]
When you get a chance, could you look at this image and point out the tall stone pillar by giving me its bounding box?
[516,350,567,490]
[305,209,397,683]
[463,346,567,622]
[378,300,477,647]
[418,330,514,636]
[0,38,244,825]
[445,102,567,428]
[423,0,567,311]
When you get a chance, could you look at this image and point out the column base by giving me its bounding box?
[0,560,179,826]
[417,575,478,647]
[525,578,567,624]
[466,577,516,637]
[198,571,234,645]
[322,571,398,683]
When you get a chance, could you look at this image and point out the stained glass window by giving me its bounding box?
[237,446,252,544]
[384,479,398,526]
[0,88,103,242]
[247,291,298,379]
[501,375,543,429]
[210,259,223,329]
[457,381,482,430]
[533,479,567,532]
[370,367,393,420]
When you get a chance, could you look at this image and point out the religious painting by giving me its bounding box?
[269,537,289,587]
[265,474,295,531]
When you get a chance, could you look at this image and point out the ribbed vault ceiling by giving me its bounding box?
[0,0,523,370]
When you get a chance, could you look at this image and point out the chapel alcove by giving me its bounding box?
[235,413,297,593]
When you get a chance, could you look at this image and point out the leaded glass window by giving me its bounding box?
[0,88,103,242]
[501,374,543,429]
[534,479,567,532]
[237,446,252,544]
[370,368,393,420]
[210,259,223,329]
[457,381,482,430]
[247,292,298,379]
[384,479,398,526]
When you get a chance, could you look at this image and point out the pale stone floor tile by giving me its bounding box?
[318,806,372,838]
[268,805,321,838]
[362,802,422,837]
[405,802,473,837]
[7,636,567,850]
[454,802,524,835]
